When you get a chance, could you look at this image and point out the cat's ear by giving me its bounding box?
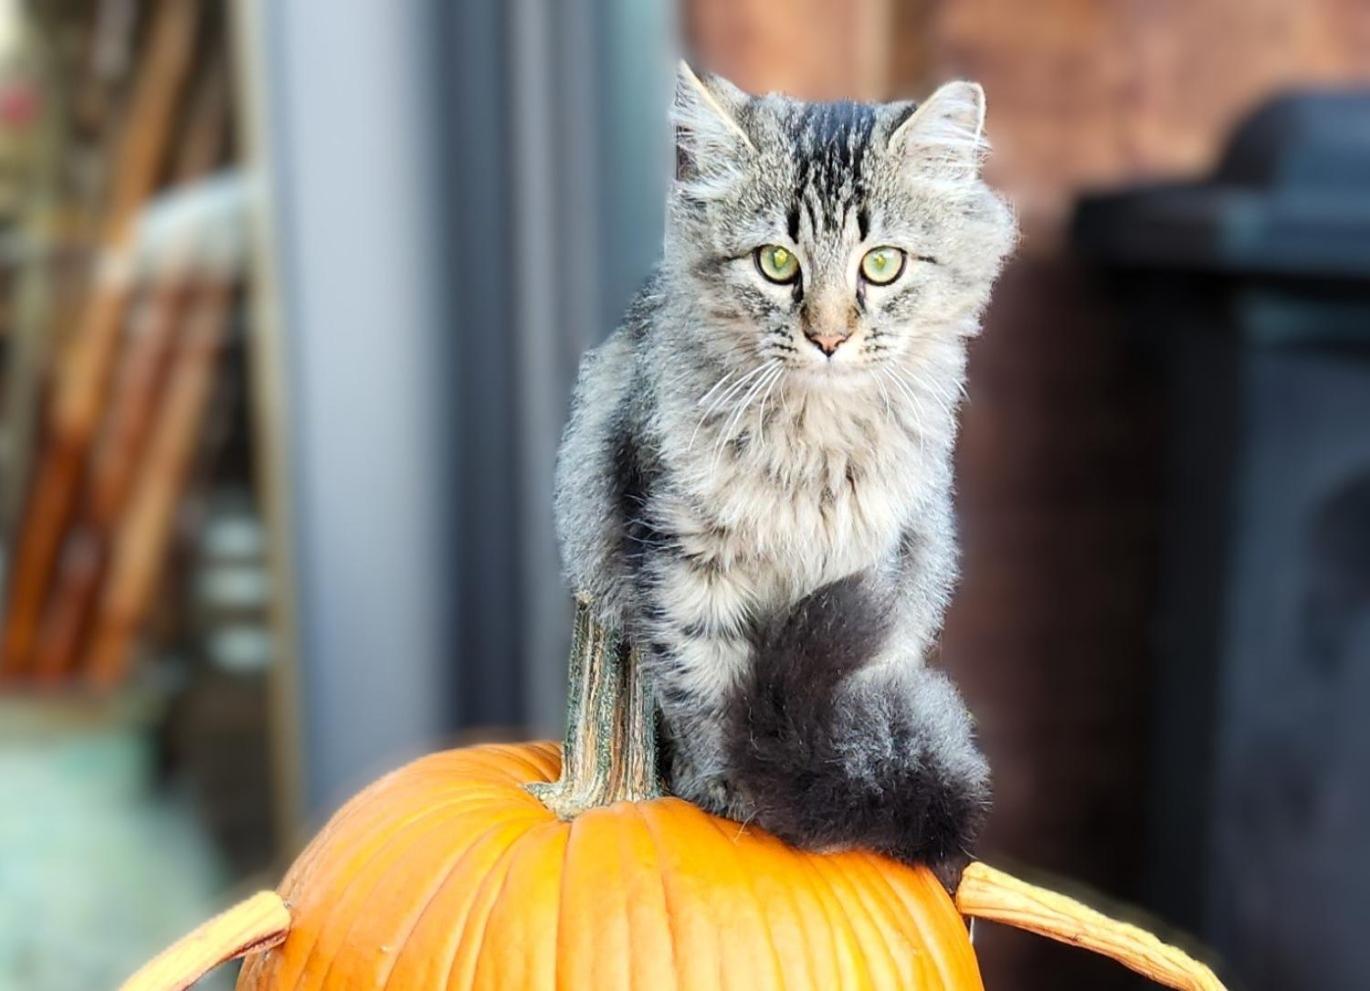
[671,61,756,184]
[888,80,988,181]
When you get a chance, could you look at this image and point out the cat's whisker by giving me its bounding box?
[689,362,774,450]
[708,361,773,414]
[754,365,785,435]
[881,367,927,454]
[879,365,913,409]
[695,370,736,409]
[917,378,958,423]
[874,372,894,421]
[898,368,961,441]
[724,364,781,448]
[713,362,780,468]
[888,368,931,420]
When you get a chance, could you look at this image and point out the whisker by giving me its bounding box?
[688,362,773,450]
[707,363,771,415]
[713,362,780,469]
[881,367,926,454]
[874,373,894,421]
[889,368,929,417]
[695,369,736,409]
[755,365,785,435]
[903,371,955,422]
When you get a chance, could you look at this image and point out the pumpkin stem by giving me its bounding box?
[527,599,661,817]
[117,891,290,991]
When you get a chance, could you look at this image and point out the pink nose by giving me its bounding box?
[807,332,847,356]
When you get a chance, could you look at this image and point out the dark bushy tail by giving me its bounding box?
[724,573,990,889]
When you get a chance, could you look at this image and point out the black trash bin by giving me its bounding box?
[1073,91,1370,991]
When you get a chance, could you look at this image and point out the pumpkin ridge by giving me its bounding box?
[569,801,668,991]
[700,813,793,989]
[438,814,538,991]
[285,795,542,989]
[521,743,563,785]
[860,858,948,985]
[851,854,933,986]
[846,853,915,986]
[787,846,855,988]
[280,757,521,907]
[849,856,935,983]
[627,803,680,991]
[810,849,900,987]
[604,811,637,991]
[372,817,529,991]
[418,748,535,793]
[555,808,608,990]
[637,801,728,991]
[612,803,681,991]
[306,803,543,990]
[770,832,858,988]
[474,819,567,990]
[876,858,980,988]
[763,839,833,988]
[386,816,550,991]
[549,807,575,991]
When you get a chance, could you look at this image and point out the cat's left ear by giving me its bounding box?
[888,80,988,181]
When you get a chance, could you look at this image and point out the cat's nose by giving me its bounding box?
[806,331,848,356]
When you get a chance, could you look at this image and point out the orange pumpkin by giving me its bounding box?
[121,605,1227,991]
[238,741,982,990]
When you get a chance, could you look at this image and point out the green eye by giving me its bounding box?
[755,244,800,284]
[860,246,905,285]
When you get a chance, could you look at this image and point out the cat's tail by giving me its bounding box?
[724,573,990,889]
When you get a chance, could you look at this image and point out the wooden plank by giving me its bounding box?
[1,0,200,678]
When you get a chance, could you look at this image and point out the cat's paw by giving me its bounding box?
[665,748,753,821]
[691,775,752,821]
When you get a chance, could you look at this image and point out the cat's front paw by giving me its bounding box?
[666,753,753,822]
[693,775,751,821]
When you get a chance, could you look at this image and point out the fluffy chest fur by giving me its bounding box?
[649,361,958,613]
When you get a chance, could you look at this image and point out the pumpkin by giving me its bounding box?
[122,605,1226,991]
[241,741,981,989]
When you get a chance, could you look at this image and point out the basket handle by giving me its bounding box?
[955,862,1226,991]
[118,891,290,991]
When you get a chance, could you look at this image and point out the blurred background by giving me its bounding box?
[0,1,1367,988]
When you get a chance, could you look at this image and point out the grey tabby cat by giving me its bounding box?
[554,64,1016,885]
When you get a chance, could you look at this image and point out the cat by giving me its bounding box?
[554,63,1016,887]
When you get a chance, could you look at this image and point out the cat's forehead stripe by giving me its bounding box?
[788,101,878,233]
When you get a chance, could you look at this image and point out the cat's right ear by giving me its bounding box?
[671,62,756,185]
